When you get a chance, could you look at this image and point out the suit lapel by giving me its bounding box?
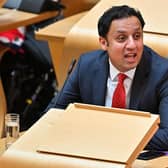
[129,48,151,109]
[92,52,109,106]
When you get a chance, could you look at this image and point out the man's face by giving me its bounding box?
[99,16,143,72]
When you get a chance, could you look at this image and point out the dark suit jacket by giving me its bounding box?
[46,45,168,150]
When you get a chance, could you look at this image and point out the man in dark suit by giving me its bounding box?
[45,5,168,150]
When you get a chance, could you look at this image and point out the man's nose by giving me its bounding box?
[126,37,136,49]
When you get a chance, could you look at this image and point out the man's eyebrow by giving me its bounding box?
[115,30,127,33]
[134,27,142,31]
[115,27,142,33]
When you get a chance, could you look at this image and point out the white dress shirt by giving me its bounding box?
[105,59,136,108]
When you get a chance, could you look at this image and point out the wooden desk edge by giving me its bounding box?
[0,9,59,32]
[0,131,25,155]
[35,11,87,41]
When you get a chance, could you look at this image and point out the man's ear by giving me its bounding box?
[99,37,108,50]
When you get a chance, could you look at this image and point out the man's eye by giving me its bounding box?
[134,33,141,40]
[117,35,127,42]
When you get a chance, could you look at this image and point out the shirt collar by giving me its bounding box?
[108,59,136,81]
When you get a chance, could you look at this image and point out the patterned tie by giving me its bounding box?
[112,73,127,108]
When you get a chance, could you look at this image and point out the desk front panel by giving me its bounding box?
[0,109,168,168]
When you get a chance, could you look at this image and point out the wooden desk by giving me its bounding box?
[0,108,167,168]
[0,8,59,32]
[35,12,87,89]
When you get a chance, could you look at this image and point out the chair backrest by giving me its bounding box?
[143,33,168,57]
[3,0,22,9]
[58,0,168,87]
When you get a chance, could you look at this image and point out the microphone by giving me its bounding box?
[67,58,77,76]
[59,58,77,92]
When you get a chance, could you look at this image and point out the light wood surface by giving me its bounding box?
[0,78,6,138]
[0,8,59,32]
[0,108,167,168]
[37,104,159,167]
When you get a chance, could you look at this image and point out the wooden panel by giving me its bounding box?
[37,103,159,167]
[0,79,6,138]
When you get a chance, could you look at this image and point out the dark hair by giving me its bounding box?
[98,5,145,38]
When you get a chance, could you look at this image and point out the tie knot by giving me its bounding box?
[118,73,127,83]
